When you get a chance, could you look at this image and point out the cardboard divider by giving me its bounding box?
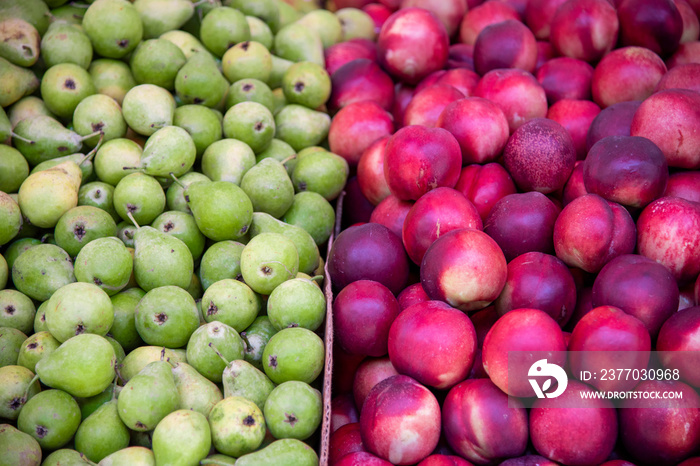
[318,191,344,465]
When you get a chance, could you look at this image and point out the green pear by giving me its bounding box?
[0,192,21,247]
[292,150,349,201]
[175,53,229,108]
[130,39,186,91]
[45,282,114,343]
[50,2,87,21]
[36,334,116,398]
[118,346,184,383]
[12,115,83,166]
[187,272,203,300]
[32,301,48,333]
[11,244,76,302]
[186,321,246,383]
[222,41,272,84]
[226,78,275,112]
[139,126,196,178]
[0,423,42,466]
[0,56,39,108]
[94,138,142,186]
[99,447,155,466]
[198,241,245,290]
[122,84,176,136]
[89,59,136,106]
[269,54,293,89]
[135,286,199,348]
[30,153,94,187]
[0,290,34,334]
[78,182,120,222]
[151,211,205,260]
[222,359,275,409]
[73,94,127,147]
[3,237,40,272]
[262,327,324,384]
[0,255,6,291]
[0,0,50,35]
[223,102,276,154]
[117,360,179,431]
[74,237,132,296]
[40,21,92,69]
[240,158,294,218]
[241,316,277,370]
[201,139,256,185]
[17,389,81,450]
[132,223,194,291]
[336,7,376,41]
[282,61,331,109]
[152,409,211,466]
[165,172,210,214]
[249,212,320,274]
[173,105,222,158]
[170,361,223,417]
[274,104,331,152]
[296,9,342,49]
[0,145,29,193]
[240,232,299,295]
[186,180,254,242]
[18,161,81,228]
[0,365,40,420]
[42,449,93,466]
[256,138,296,175]
[40,63,96,119]
[200,453,237,466]
[117,222,137,248]
[83,0,143,58]
[276,0,303,26]
[113,173,166,225]
[159,30,212,60]
[0,18,40,67]
[108,289,145,352]
[75,399,130,462]
[273,23,324,66]
[264,381,321,440]
[266,278,325,331]
[54,206,118,257]
[200,277,261,329]
[235,439,318,466]
[17,331,60,373]
[75,382,119,420]
[105,336,126,364]
[7,96,54,130]
[283,191,334,245]
[246,16,274,50]
[229,0,280,33]
[200,7,251,57]
[134,0,194,39]
[208,396,265,457]
[0,327,27,367]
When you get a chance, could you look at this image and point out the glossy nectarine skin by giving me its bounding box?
[443,378,528,464]
[454,163,517,221]
[657,306,700,387]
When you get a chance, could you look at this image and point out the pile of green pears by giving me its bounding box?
[0,0,372,463]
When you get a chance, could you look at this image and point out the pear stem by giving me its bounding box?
[239,332,251,352]
[79,130,103,142]
[311,275,324,283]
[78,453,99,466]
[11,132,34,145]
[160,348,166,361]
[208,342,230,365]
[114,363,126,386]
[79,133,104,166]
[169,172,186,189]
[20,374,40,404]
[281,154,297,166]
[126,211,141,229]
